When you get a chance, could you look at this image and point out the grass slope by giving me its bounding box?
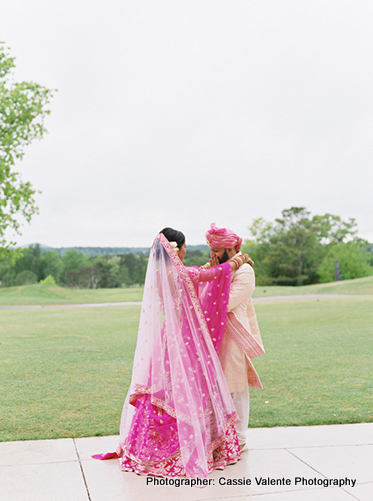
[1,296,372,441]
[0,275,372,306]
[0,284,144,305]
[253,275,373,297]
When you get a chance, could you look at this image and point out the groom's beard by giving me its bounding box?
[218,250,229,264]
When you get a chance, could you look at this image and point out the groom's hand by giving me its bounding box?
[209,254,220,268]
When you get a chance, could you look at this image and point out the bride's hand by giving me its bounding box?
[240,253,254,266]
[230,253,254,270]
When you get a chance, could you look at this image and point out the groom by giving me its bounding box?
[205,223,265,449]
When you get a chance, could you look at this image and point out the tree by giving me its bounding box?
[318,240,373,282]
[134,254,148,284]
[312,214,358,245]
[183,249,210,267]
[0,42,54,258]
[94,255,122,288]
[13,244,42,279]
[0,255,13,285]
[15,270,37,285]
[69,266,100,289]
[243,208,362,285]
[241,218,276,283]
[120,253,138,284]
[120,253,148,285]
[60,249,90,284]
[40,250,63,282]
[253,208,321,285]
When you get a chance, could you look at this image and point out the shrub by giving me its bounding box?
[15,270,38,285]
[40,275,56,285]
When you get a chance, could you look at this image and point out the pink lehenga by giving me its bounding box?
[103,234,241,478]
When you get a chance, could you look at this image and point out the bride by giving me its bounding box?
[96,228,250,479]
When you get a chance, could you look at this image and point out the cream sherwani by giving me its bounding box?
[218,260,264,444]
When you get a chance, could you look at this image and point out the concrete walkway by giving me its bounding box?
[1,423,372,500]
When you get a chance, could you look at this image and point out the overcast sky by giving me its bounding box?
[2,1,373,248]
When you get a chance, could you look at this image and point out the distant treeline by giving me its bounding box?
[2,207,372,289]
[51,246,151,257]
[0,245,210,289]
[35,244,210,258]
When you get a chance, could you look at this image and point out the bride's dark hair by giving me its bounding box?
[159,227,185,249]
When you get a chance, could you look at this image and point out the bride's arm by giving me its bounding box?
[201,254,253,270]
[197,254,251,282]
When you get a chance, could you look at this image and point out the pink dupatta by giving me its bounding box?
[113,234,240,478]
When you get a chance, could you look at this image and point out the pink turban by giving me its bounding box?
[206,223,242,252]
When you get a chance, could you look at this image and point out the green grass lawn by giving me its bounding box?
[253,274,373,297]
[250,296,373,427]
[0,306,140,442]
[1,296,372,441]
[0,275,372,305]
[0,284,144,305]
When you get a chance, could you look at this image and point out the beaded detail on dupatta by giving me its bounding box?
[116,234,241,478]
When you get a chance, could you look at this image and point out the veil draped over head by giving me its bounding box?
[117,234,240,478]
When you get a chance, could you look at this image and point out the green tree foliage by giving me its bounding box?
[312,214,358,244]
[263,208,322,285]
[15,269,37,285]
[242,207,368,285]
[0,43,54,258]
[0,270,15,286]
[40,250,63,282]
[0,244,211,288]
[57,246,151,257]
[13,244,42,280]
[318,240,373,283]
[241,218,274,282]
[60,249,90,284]
[0,247,150,288]
[0,256,11,284]
[94,256,122,288]
[119,253,148,285]
[183,249,210,267]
